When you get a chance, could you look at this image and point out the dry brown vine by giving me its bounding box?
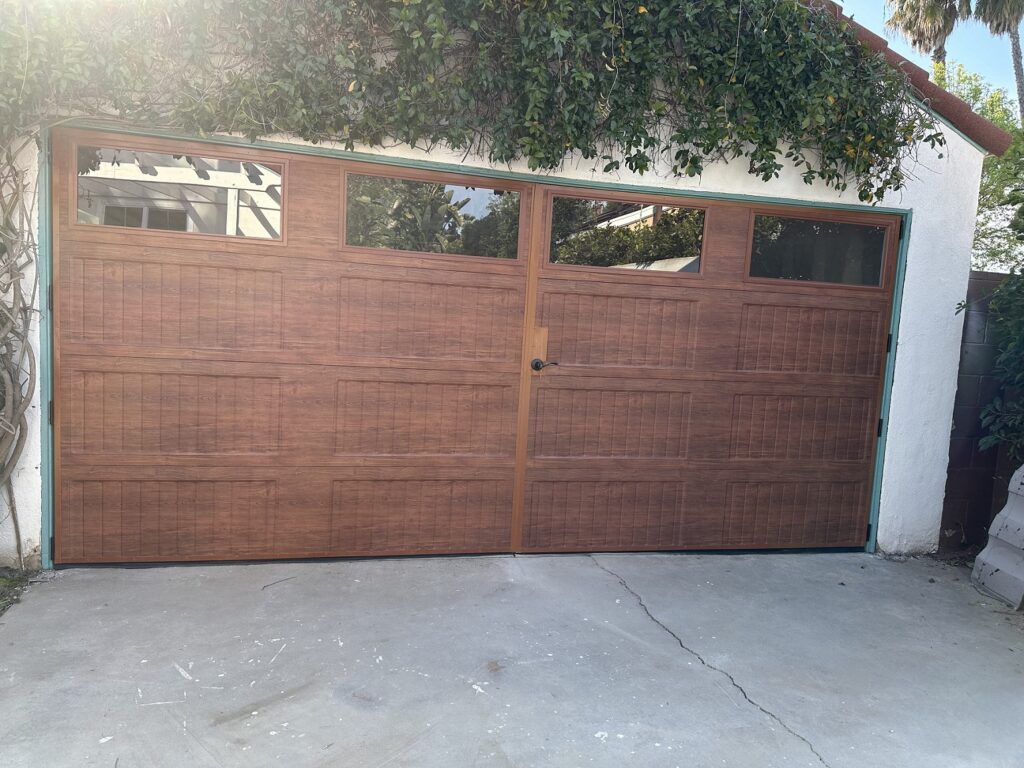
[0,136,38,570]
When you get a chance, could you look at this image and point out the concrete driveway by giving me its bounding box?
[1,553,1022,768]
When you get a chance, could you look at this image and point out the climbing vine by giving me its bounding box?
[4,0,944,200]
[1,0,948,563]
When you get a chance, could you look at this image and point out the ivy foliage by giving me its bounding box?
[2,0,946,201]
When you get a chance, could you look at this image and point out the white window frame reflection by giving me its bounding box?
[547,192,707,276]
[74,142,285,242]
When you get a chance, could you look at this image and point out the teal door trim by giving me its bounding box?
[865,211,913,553]
[38,128,55,570]
[39,121,914,561]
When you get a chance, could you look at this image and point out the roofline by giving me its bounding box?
[820,1,1013,156]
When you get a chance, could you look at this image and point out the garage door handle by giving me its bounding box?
[530,358,559,371]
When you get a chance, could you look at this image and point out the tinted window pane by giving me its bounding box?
[346,174,520,259]
[751,215,885,286]
[148,208,188,232]
[102,205,143,228]
[77,146,282,239]
[549,197,704,272]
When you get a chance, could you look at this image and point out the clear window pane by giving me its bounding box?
[77,146,282,239]
[549,197,704,272]
[345,174,520,259]
[751,215,885,286]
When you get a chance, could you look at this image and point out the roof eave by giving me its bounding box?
[817,1,1013,156]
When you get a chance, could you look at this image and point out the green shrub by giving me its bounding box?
[980,272,1024,464]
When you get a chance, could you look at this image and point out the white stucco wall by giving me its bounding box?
[0,120,984,567]
[0,141,43,569]
[874,133,984,553]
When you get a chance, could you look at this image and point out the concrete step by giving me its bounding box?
[972,464,1024,610]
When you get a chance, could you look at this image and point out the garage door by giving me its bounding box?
[52,129,898,563]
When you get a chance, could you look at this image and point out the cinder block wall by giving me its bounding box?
[940,271,1011,552]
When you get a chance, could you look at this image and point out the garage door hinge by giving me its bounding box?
[866,523,873,542]
[48,399,53,425]
[47,284,52,311]
[886,333,892,353]
[877,418,884,437]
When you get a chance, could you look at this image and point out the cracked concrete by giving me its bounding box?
[1,553,1022,767]
[589,556,831,768]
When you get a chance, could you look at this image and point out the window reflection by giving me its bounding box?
[549,197,704,272]
[751,215,885,286]
[77,146,282,239]
[345,174,520,259]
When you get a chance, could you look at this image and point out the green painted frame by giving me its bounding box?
[38,129,55,569]
[36,119,914,565]
[865,212,912,553]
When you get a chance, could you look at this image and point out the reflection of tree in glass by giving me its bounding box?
[346,175,519,259]
[76,147,102,175]
[550,197,704,269]
[347,176,469,253]
[461,192,520,259]
[751,216,882,285]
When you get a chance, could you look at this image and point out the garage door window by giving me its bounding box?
[548,196,705,273]
[750,215,885,286]
[345,173,520,259]
[76,146,283,239]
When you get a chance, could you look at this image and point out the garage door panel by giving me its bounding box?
[727,392,875,463]
[535,282,888,378]
[59,343,526,373]
[521,479,727,552]
[539,289,698,369]
[61,367,283,457]
[58,476,281,563]
[284,158,341,249]
[736,301,885,376]
[522,476,867,551]
[701,205,753,281]
[529,383,693,459]
[334,244,528,275]
[334,378,516,457]
[329,477,512,554]
[63,251,285,351]
[527,377,877,468]
[720,480,868,548]
[335,274,523,363]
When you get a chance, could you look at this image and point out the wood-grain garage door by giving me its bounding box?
[52,129,898,563]
[519,189,897,551]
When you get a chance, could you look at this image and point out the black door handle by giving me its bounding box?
[530,358,559,371]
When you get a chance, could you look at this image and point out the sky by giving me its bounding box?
[840,0,1018,97]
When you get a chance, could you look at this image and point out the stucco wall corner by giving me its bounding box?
[876,130,987,555]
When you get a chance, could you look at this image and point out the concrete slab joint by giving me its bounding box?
[972,464,1024,610]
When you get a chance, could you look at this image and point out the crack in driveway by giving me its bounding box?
[590,555,832,768]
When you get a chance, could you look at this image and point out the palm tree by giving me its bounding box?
[886,0,974,65]
[975,0,1024,124]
